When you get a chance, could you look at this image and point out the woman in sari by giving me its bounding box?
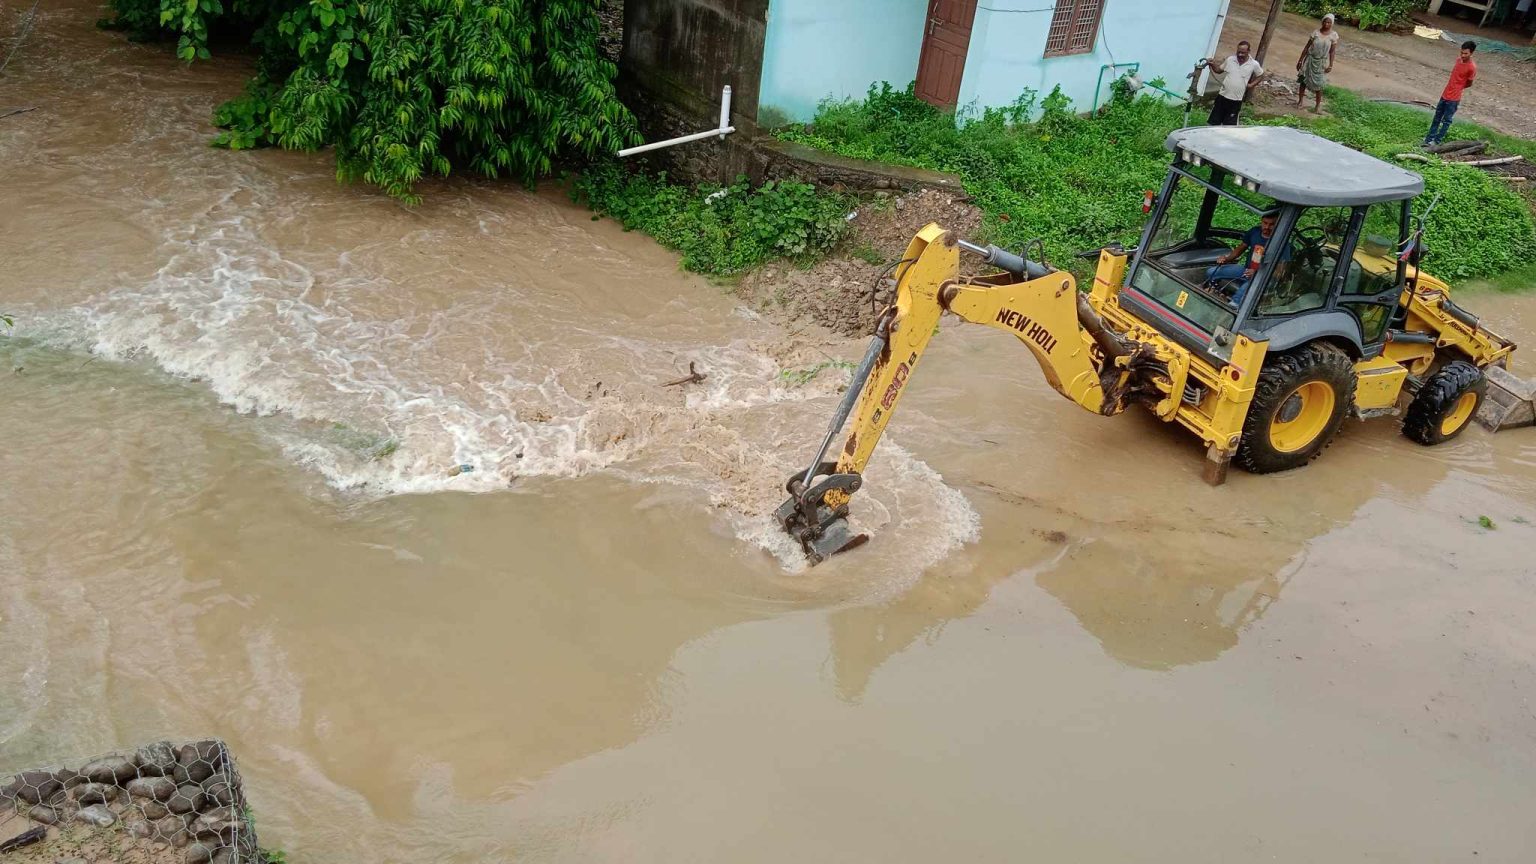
[1296,14,1340,114]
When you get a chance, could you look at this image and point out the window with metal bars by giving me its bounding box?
[1043,0,1105,58]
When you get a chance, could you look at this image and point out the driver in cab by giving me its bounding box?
[1205,212,1291,306]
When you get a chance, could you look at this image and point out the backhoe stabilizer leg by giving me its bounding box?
[1202,444,1232,486]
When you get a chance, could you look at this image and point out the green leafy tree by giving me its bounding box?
[106,0,639,202]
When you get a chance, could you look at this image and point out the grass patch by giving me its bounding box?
[324,422,399,462]
[776,82,1536,285]
[780,359,855,386]
[1264,88,1536,280]
[1462,261,1536,294]
[572,164,851,276]
[1272,87,1536,163]
[849,241,887,265]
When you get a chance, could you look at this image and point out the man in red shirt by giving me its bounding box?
[1424,41,1478,147]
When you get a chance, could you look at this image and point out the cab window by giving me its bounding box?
[1338,202,1408,345]
[1255,206,1351,317]
[1132,167,1280,335]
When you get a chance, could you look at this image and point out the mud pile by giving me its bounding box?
[737,189,983,337]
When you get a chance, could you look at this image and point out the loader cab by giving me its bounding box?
[1123,126,1424,364]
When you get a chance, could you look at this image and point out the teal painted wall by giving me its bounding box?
[956,0,1226,117]
[757,0,927,126]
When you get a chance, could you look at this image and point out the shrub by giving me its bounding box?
[1413,162,1536,281]
[105,0,639,203]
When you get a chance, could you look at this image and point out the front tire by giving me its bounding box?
[1403,360,1485,445]
[1237,344,1356,474]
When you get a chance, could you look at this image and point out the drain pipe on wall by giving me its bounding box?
[617,85,735,157]
[1198,0,1232,96]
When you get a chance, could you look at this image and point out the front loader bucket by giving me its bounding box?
[1477,365,1536,431]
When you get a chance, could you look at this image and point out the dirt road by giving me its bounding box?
[1222,0,1536,138]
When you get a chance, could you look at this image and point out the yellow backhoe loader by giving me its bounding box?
[776,126,1533,564]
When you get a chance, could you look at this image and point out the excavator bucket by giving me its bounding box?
[774,462,870,565]
[1477,365,1536,431]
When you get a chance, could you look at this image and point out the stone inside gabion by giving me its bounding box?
[0,739,260,864]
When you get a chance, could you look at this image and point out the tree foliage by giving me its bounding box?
[106,0,639,202]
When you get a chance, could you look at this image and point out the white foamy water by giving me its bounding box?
[13,172,980,578]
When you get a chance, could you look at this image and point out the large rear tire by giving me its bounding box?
[1402,360,1485,445]
[1236,344,1356,474]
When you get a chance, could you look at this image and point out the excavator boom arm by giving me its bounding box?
[776,224,1156,564]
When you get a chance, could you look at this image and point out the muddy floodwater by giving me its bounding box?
[4,3,1536,861]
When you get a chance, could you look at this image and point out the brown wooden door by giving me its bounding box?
[914,0,978,109]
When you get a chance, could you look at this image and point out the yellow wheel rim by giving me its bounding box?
[1441,391,1479,436]
[1269,381,1336,453]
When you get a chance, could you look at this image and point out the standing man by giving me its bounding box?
[1424,41,1478,147]
[1207,40,1265,126]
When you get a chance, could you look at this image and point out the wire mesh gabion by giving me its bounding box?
[0,738,262,863]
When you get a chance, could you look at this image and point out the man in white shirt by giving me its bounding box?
[1206,40,1264,126]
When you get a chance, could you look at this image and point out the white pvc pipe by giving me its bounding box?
[618,85,736,157]
[618,125,738,157]
[719,85,732,139]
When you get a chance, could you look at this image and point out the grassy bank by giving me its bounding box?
[1264,88,1536,280]
[1465,262,1536,294]
[774,83,1536,284]
[572,165,851,277]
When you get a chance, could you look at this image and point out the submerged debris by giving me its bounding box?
[662,361,708,387]
[0,826,46,853]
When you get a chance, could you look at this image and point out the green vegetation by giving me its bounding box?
[103,0,638,203]
[1263,89,1536,281]
[780,359,856,386]
[781,84,1181,272]
[850,241,887,265]
[1275,87,1536,164]
[1466,262,1536,294]
[1285,0,1425,30]
[573,166,851,276]
[325,421,400,461]
[777,82,1536,284]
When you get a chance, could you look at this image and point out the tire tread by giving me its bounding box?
[1403,360,1485,446]
[1236,343,1357,474]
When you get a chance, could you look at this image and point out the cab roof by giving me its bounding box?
[1165,126,1425,207]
